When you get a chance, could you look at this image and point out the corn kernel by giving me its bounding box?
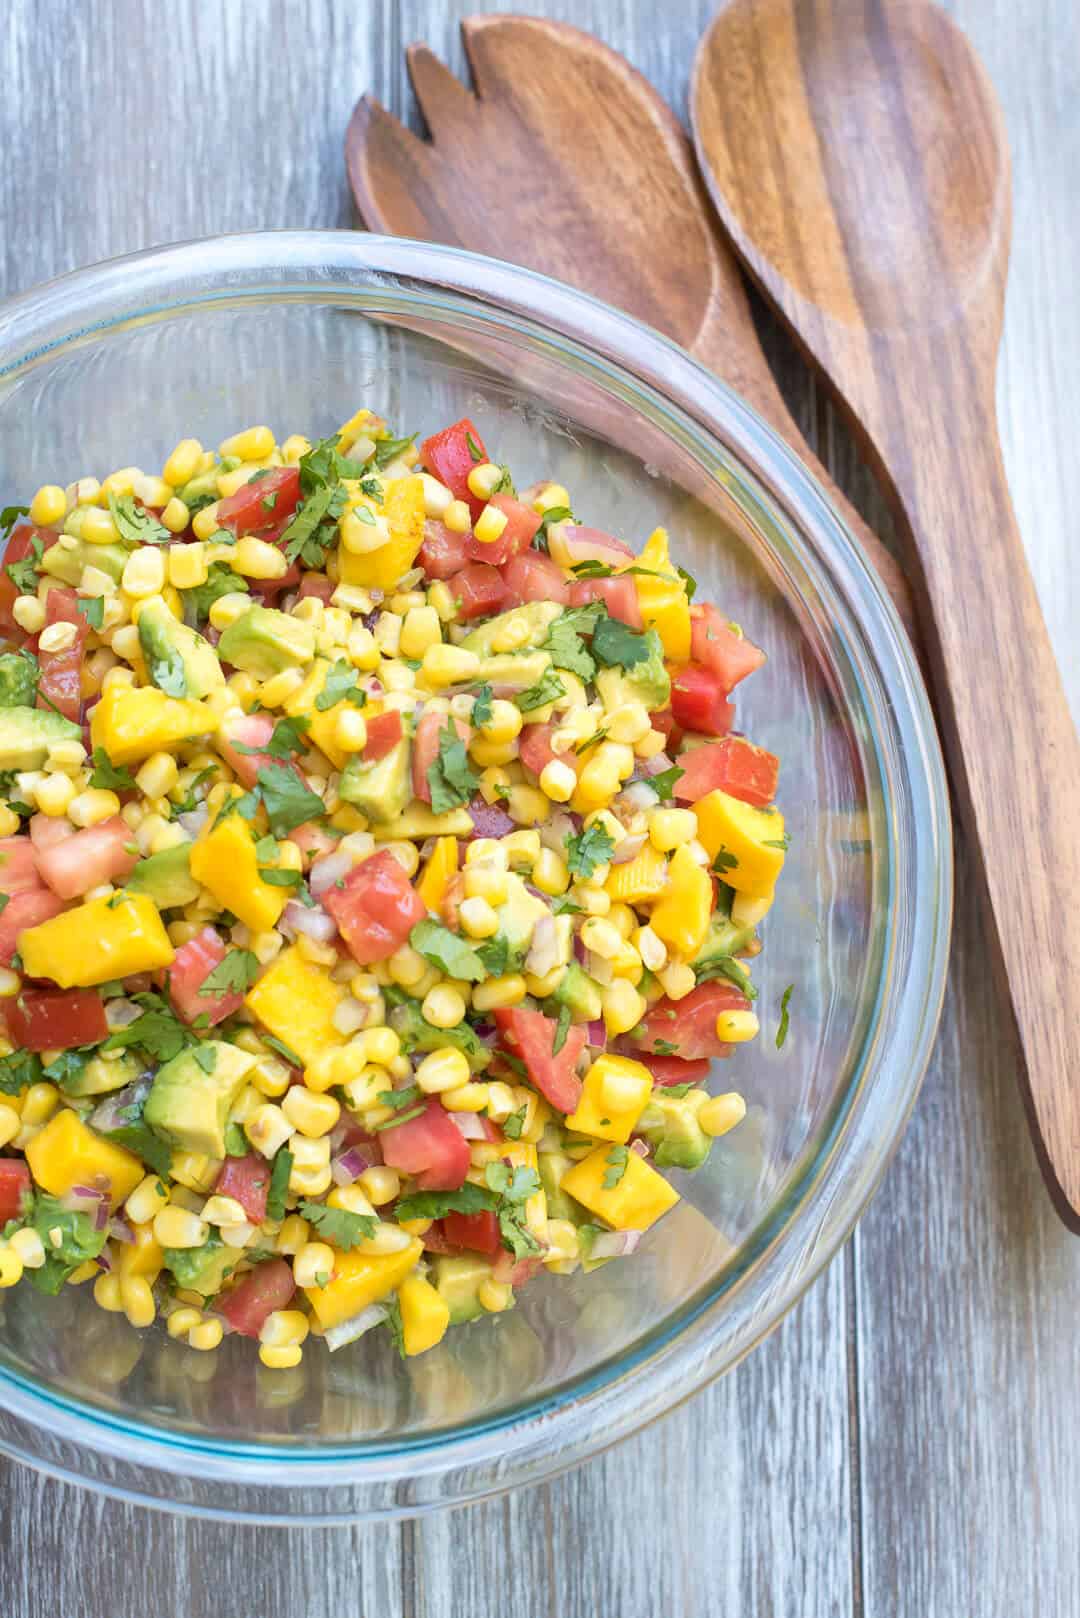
[463,864,508,906]
[121,1275,156,1329]
[167,1305,204,1338]
[125,1174,169,1227]
[388,945,428,988]
[656,962,696,1001]
[699,1092,747,1138]
[191,502,223,542]
[120,548,166,599]
[153,1207,209,1249]
[93,1270,124,1310]
[415,1047,471,1094]
[163,438,203,486]
[478,1278,513,1314]
[539,760,577,803]
[8,1227,45,1268]
[635,924,667,971]
[507,784,550,826]
[232,536,288,580]
[471,973,527,1013]
[220,425,275,461]
[81,507,122,545]
[443,499,471,534]
[282,1087,341,1139]
[34,772,75,817]
[259,1308,310,1348]
[347,622,380,669]
[466,462,502,501]
[715,1009,760,1044]
[12,595,46,635]
[275,1214,310,1254]
[581,917,623,959]
[38,621,78,654]
[473,504,508,546]
[189,1319,224,1351]
[532,482,570,514]
[358,1166,400,1206]
[293,1241,336,1289]
[459,895,499,939]
[418,472,453,518]
[441,1082,490,1113]
[30,484,68,526]
[208,591,251,631]
[601,978,646,1036]
[649,807,698,852]
[281,434,310,465]
[246,1102,295,1159]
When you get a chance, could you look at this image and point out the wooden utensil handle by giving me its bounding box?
[897,410,1080,1220]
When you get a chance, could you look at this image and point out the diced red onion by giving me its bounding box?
[331,1146,371,1187]
[309,849,353,896]
[467,799,515,839]
[589,1229,642,1260]
[630,1138,650,1159]
[104,997,143,1030]
[324,1303,388,1352]
[641,752,674,777]
[525,914,559,979]
[473,1022,498,1047]
[93,1199,110,1233]
[177,805,209,837]
[89,1078,151,1134]
[587,953,613,986]
[586,1018,606,1048]
[540,810,579,855]
[95,1250,112,1273]
[619,781,659,813]
[108,1216,135,1243]
[611,832,647,866]
[284,900,337,941]
[573,932,587,965]
[449,1111,489,1140]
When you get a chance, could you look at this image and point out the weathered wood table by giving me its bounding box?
[2,2,1077,1612]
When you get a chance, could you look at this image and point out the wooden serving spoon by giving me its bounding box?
[693,0,1080,1225]
[344,13,918,643]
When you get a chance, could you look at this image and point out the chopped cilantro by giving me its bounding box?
[409,917,487,983]
[376,1084,422,1113]
[181,563,248,624]
[224,1122,249,1157]
[171,764,217,814]
[676,564,697,601]
[464,431,484,462]
[648,765,684,802]
[88,747,136,792]
[200,950,259,998]
[475,933,510,979]
[502,1105,528,1140]
[516,666,566,713]
[373,1103,426,1131]
[394,1183,498,1223]
[299,1201,379,1250]
[552,1002,572,1056]
[265,1148,294,1221]
[543,601,604,681]
[102,991,194,1062]
[0,1048,42,1095]
[426,716,480,814]
[255,761,325,836]
[373,433,417,469]
[566,821,616,880]
[602,1144,629,1189]
[193,1044,218,1074]
[762,833,790,850]
[108,492,170,546]
[75,595,105,631]
[234,714,311,761]
[5,534,43,594]
[776,984,794,1049]
[470,683,494,728]
[551,893,583,916]
[591,617,650,670]
[712,848,739,874]
[258,866,305,889]
[383,1293,407,1357]
[0,505,29,540]
[695,955,757,1001]
[263,1034,302,1069]
[315,659,367,711]
[651,1039,678,1055]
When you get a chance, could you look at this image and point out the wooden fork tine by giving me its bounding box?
[406,44,478,142]
[345,95,456,244]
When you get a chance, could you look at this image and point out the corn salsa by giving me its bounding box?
[0,410,784,1365]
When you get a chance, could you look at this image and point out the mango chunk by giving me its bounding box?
[305,1238,423,1329]
[605,844,668,904]
[416,836,458,912]
[694,790,786,899]
[560,1143,680,1232]
[244,944,346,1068]
[26,1107,143,1207]
[397,1273,451,1356]
[339,475,426,592]
[649,843,712,957]
[89,683,217,766]
[631,528,691,663]
[18,893,174,988]
[566,1053,653,1145]
[190,807,287,934]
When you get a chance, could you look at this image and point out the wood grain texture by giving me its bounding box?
[692,0,1080,1225]
[345,13,918,644]
[1,0,1079,1615]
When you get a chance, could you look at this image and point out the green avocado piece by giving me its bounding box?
[691,905,756,972]
[637,1088,713,1170]
[144,1041,256,1160]
[339,735,412,824]
[126,843,201,909]
[0,652,37,708]
[475,649,553,690]
[137,596,224,699]
[217,606,315,680]
[596,629,670,711]
[175,457,240,515]
[40,536,128,587]
[432,1253,493,1324]
[61,1050,143,1099]
[0,705,82,771]
[490,879,549,970]
[163,1231,240,1296]
[386,991,491,1071]
[461,600,561,657]
[538,1147,585,1222]
[547,960,604,1024]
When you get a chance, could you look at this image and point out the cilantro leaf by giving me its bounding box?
[146,641,187,697]
[315,659,367,711]
[470,683,494,728]
[484,1163,541,1205]
[5,534,43,594]
[281,481,346,568]
[464,431,484,463]
[200,950,259,999]
[263,1034,302,1069]
[235,715,311,760]
[516,666,566,713]
[75,595,105,631]
[426,717,480,814]
[602,1144,629,1189]
[0,505,29,540]
[298,1200,379,1251]
[25,1193,106,1295]
[410,917,487,984]
[502,1105,527,1140]
[108,492,170,546]
[383,1293,407,1357]
[104,1121,173,1178]
[102,991,194,1062]
[172,764,217,814]
[676,564,697,601]
[88,747,136,792]
[475,933,510,979]
[591,618,650,670]
[393,1183,498,1223]
[265,1148,294,1220]
[258,867,305,889]
[255,761,325,836]
[543,601,605,681]
[651,1038,679,1056]
[0,1048,42,1095]
[762,833,790,850]
[552,1002,572,1056]
[376,1083,422,1113]
[40,1048,94,1090]
[373,433,417,469]
[551,893,583,916]
[566,822,616,880]
[712,848,739,874]
[695,955,757,1001]
[776,984,794,1050]
[648,765,685,802]
[224,1121,249,1157]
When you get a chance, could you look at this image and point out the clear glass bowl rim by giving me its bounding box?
[0,231,951,1519]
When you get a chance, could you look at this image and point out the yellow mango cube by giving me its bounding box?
[339,475,425,592]
[190,808,287,934]
[605,844,668,904]
[244,945,346,1068]
[284,658,349,769]
[90,683,217,766]
[566,1053,653,1144]
[416,836,459,912]
[26,1107,143,1208]
[305,1237,423,1329]
[559,1143,680,1232]
[631,528,691,664]
[649,844,712,957]
[397,1273,451,1356]
[117,1223,164,1284]
[694,790,786,899]
[19,893,174,988]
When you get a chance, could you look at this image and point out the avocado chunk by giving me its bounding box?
[217,606,315,679]
[60,1050,143,1099]
[40,536,128,588]
[538,1147,586,1222]
[0,652,37,708]
[637,1088,713,1170]
[475,649,553,691]
[491,879,549,970]
[432,1253,493,1324]
[175,457,240,515]
[690,903,756,973]
[0,706,82,771]
[596,629,670,711]
[144,1040,256,1160]
[339,735,412,824]
[547,960,604,1024]
[137,596,224,699]
[461,601,561,657]
[386,991,490,1071]
[163,1231,240,1297]
[126,843,200,909]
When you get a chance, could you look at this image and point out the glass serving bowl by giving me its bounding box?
[0,233,950,1522]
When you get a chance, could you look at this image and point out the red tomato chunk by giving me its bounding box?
[493,1007,586,1113]
[379,1098,471,1191]
[215,1153,271,1225]
[6,989,108,1052]
[322,850,427,965]
[673,736,779,808]
[216,1258,296,1338]
[169,927,245,1027]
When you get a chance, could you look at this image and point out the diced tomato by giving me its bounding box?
[36,588,88,722]
[518,722,576,780]
[35,816,138,901]
[0,889,67,967]
[6,988,108,1052]
[670,664,735,737]
[505,551,571,606]
[298,573,335,603]
[650,708,679,743]
[168,926,245,1026]
[450,562,510,621]
[216,467,301,538]
[290,820,341,864]
[379,1097,470,1191]
[673,736,780,808]
[568,574,643,627]
[420,418,489,518]
[28,814,69,853]
[216,1258,296,1337]
[552,525,634,565]
[690,604,766,689]
[492,1250,544,1288]
[215,1152,271,1224]
[412,711,470,805]
[247,560,302,603]
[639,1055,712,1088]
[0,836,40,896]
[362,710,403,763]
[492,1007,586,1113]
[218,711,306,790]
[0,1160,32,1225]
[322,849,427,965]
[417,521,472,580]
[443,1209,502,1257]
[472,493,541,565]
[635,982,748,1061]
[420,1222,457,1256]
[0,525,57,636]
